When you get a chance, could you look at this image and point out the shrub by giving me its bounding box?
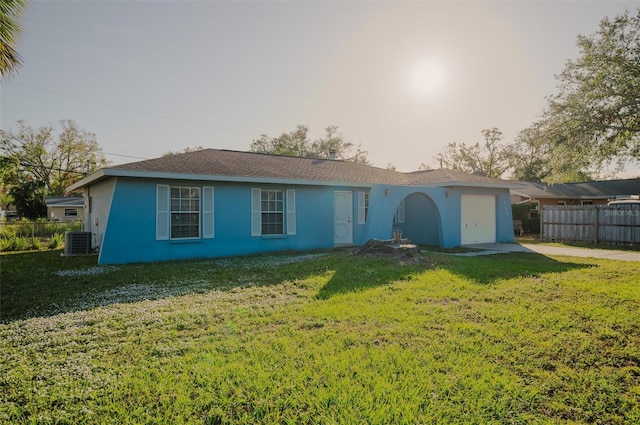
[0,223,17,239]
[0,236,42,252]
[512,203,540,234]
[48,233,65,250]
[0,219,79,252]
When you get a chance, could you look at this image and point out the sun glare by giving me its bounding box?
[408,58,449,98]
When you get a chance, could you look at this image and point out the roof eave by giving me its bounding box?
[67,168,376,189]
[46,202,85,207]
[510,191,561,199]
[67,168,521,191]
[444,181,525,190]
[511,192,614,200]
[66,169,109,192]
[576,195,611,200]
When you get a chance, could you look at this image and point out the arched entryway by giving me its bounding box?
[392,192,442,246]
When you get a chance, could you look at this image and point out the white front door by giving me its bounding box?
[461,194,496,244]
[334,191,353,245]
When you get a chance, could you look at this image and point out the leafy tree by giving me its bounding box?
[250,125,304,157]
[251,125,312,157]
[510,123,552,181]
[512,120,595,183]
[541,8,640,174]
[9,179,47,218]
[53,120,108,193]
[434,128,513,178]
[310,125,370,164]
[0,155,18,208]
[0,0,26,78]
[250,125,370,164]
[163,146,205,156]
[1,120,108,216]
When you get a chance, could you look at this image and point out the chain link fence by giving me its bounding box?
[0,219,84,252]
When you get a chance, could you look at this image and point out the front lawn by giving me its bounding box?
[1,249,639,424]
[516,236,640,251]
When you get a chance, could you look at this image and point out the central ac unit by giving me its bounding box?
[64,231,92,255]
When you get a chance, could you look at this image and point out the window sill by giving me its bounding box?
[169,238,203,244]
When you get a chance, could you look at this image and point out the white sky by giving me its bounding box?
[1,0,639,174]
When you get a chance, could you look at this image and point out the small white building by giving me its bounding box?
[44,196,85,222]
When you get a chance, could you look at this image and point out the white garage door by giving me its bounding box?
[461,194,496,245]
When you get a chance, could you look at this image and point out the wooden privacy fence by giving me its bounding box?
[541,205,640,246]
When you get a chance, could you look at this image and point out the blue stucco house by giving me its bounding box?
[68,149,520,265]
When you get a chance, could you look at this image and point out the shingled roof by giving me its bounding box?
[44,196,84,207]
[69,149,519,190]
[110,149,406,184]
[513,178,640,199]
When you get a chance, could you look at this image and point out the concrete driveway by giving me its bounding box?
[463,243,640,262]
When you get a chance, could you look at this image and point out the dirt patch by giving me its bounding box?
[351,238,425,263]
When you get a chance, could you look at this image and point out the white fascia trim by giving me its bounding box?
[68,169,522,191]
[443,181,526,190]
[510,190,537,198]
[510,191,610,200]
[45,202,85,207]
[71,169,374,189]
[67,169,107,192]
[515,198,534,205]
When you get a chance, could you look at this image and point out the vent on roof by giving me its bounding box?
[64,231,92,255]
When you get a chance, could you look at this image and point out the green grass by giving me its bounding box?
[1,249,640,424]
[419,244,484,254]
[516,236,640,251]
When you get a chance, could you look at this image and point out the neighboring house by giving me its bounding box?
[0,208,18,221]
[0,200,18,221]
[511,178,640,220]
[44,196,85,222]
[68,149,521,265]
